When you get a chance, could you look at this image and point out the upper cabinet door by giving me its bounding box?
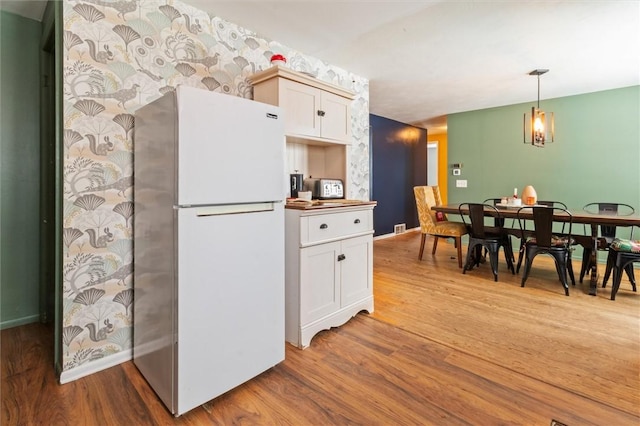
[279,79,321,139]
[249,67,354,145]
[320,91,351,143]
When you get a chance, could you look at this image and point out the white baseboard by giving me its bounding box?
[374,227,419,240]
[59,349,132,384]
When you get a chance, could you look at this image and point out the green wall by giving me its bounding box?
[0,11,42,328]
[447,85,640,239]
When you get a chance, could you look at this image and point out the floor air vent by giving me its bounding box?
[394,223,406,234]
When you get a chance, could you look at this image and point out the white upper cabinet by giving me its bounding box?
[249,66,354,145]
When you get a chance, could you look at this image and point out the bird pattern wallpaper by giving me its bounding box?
[61,0,370,376]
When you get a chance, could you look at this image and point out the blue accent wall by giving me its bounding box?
[370,114,427,236]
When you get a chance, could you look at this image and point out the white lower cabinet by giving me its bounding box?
[285,205,374,348]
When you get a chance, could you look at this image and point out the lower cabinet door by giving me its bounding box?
[340,235,372,307]
[300,241,341,325]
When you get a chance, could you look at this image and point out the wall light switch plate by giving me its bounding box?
[453,168,461,176]
[456,179,467,188]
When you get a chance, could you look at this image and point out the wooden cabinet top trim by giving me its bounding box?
[248,65,355,100]
[286,200,377,211]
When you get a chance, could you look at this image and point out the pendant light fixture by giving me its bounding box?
[524,69,554,147]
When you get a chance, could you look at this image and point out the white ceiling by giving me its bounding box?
[3,1,639,134]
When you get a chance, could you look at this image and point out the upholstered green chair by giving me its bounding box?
[602,238,639,300]
[413,186,468,268]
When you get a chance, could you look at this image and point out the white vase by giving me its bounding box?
[522,185,537,205]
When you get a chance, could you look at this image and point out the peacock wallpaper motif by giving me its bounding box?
[61,0,370,378]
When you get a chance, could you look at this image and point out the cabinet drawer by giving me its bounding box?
[302,210,372,244]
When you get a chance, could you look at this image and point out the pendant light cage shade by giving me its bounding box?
[523,69,554,147]
[524,107,554,147]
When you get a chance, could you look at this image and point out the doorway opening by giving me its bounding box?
[427,142,438,187]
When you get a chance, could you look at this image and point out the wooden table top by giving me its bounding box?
[433,204,640,227]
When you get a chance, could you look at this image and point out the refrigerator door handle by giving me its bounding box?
[194,202,275,217]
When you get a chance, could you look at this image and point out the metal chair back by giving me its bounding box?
[518,206,573,249]
[460,203,503,239]
[583,202,636,240]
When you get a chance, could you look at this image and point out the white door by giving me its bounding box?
[176,86,285,206]
[175,204,284,415]
[427,143,438,186]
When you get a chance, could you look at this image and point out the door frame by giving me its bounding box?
[39,0,62,375]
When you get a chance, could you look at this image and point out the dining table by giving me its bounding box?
[432,203,640,296]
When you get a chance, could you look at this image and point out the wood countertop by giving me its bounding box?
[285,199,377,210]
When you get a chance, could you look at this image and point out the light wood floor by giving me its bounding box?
[2,231,639,425]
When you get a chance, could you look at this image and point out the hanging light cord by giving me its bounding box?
[537,74,541,109]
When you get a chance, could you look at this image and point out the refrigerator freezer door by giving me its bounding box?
[176,86,285,206]
[175,204,285,415]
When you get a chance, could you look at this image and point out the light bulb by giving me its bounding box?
[534,116,544,132]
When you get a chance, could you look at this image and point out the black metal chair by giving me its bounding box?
[483,198,515,262]
[459,203,515,281]
[515,201,568,273]
[602,235,639,300]
[482,198,507,226]
[517,206,575,295]
[579,203,636,283]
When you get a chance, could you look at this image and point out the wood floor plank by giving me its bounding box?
[336,316,593,425]
[372,232,640,416]
[442,349,640,425]
[1,230,638,425]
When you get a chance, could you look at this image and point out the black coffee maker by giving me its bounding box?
[290,173,303,198]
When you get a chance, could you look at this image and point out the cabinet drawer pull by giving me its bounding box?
[354,218,361,224]
[317,110,326,117]
[337,254,346,261]
[320,223,328,229]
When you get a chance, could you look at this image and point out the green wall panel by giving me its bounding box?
[1,11,42,327]
[447,86,640,241]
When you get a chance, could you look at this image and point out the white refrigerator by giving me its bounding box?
[133,85,285,416]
